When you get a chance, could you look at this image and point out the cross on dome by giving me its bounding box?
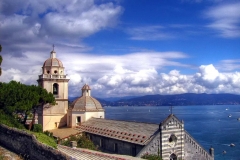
[50,45,56,58]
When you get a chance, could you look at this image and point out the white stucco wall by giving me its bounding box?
[67,110,105,128]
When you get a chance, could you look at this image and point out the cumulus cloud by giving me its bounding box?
[2,48,240,98]
[0,0,123,57]
[1,0,239,98]
[204,2,240,38]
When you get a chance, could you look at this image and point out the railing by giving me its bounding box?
[38,74,67,79]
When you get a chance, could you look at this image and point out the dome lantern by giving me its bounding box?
[70,84,103,111]
[82,84,91,96]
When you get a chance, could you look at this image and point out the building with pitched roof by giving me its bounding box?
[38,49,214,160]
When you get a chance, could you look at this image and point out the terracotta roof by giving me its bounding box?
[76,118,159,145]
[71,96,103,111]
[43,58,63,67]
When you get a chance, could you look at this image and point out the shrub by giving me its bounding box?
[32,132,57,149]
[61,135,79,146]
[77,133,97,150]
[32,124,43,133]
[61,133,98,151]
[0,110,25,129]
[43,130,54,138]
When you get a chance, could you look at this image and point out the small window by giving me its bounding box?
[53,83,59,95]
[47,70,50,74]
[54,70,57,74]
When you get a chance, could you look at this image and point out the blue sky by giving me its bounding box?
[0,0,240,97]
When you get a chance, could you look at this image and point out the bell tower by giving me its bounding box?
[37,47,70,131]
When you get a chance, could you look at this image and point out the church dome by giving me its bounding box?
[71,84,103,111]
[43,50,63,67]
[71,96,103,111]
[43,58,63,67]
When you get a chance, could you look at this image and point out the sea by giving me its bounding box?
[104,105,240,160]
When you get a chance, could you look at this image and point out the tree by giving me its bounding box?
[0,44,2,76]
[0,81,55,130]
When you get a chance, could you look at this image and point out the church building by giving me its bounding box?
[37,48,69,131]
[37,49,214,160]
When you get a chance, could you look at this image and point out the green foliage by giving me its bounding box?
[141,153,163,160]
[32,124,43,133]
[32,132,57,149]
[0,44,2,76]
[61,135,78,146]
[43,130,54,138]
[77,133,97,150]
[0,81,55,126]
[0,110,25,129]
[61,133,98,151]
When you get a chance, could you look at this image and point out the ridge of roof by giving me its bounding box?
[90,117,159,125]
[160,114,183,125]
[77,118,159,145]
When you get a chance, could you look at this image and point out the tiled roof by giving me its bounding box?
[71,96,104,111]
[58,145,142,160]
[76,118,159,145]
[43,58,63,67]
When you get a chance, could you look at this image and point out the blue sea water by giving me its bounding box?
[105,105,240,160]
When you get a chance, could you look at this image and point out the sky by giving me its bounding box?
[0,0,240,98]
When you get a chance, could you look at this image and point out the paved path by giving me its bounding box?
[58,145,142,160]
[49,128,81,139]
[0,145,22,160]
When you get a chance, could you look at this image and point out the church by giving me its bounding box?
[37,49,214,160]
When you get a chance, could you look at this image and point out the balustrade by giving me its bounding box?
[39,74,67,79]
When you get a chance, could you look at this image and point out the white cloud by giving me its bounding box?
[126,25,174,40]
[2,48,240,98]
[217,59,240,71]
[0,0,123,56]
[204,2,240,38]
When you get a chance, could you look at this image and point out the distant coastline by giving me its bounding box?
[91,93,240,106]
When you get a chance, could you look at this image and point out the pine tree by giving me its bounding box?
[0,45,2,76]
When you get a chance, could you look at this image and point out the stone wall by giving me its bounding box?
[136,131,161,157]
[0,124,71,160]
[184,131,214,160]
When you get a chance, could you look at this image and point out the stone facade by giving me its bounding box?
[0,124,70,160]
[80,115,214,160]
[184,131,214,160]
[37,50,70,131]
[159,115,185,159]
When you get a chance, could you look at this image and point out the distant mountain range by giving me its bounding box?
[69,93,240,106]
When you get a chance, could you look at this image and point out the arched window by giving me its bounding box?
[53,83,59,95]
